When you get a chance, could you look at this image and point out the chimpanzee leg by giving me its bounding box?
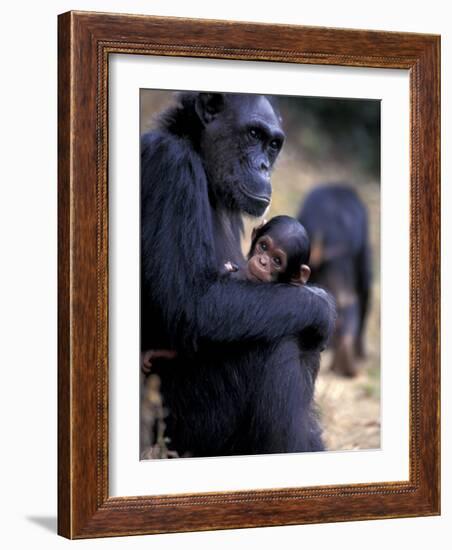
[241,339,324,454]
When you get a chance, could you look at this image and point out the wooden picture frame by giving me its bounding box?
[58,10,440,539]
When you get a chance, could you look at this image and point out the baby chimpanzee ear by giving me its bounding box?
[195,93,225,125]
[291,264,311,285]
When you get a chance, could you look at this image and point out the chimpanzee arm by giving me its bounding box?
[141,132,335,351]
[195,280,335,349]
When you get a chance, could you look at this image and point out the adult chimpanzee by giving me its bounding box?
[298,184,372,377]
[141,92,335,457]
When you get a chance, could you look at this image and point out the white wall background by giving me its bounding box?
[0,1,449,548]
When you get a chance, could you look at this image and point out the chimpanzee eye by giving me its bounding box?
[259,241,268,251]
[249,128,260,140]
[273,257,282,266]
[269,139,280,151]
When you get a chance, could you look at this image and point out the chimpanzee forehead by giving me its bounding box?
[228,94,281,128]
[270,235,292,254]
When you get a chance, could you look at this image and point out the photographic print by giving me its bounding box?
[58,12,439,537]
[139,90,381,460]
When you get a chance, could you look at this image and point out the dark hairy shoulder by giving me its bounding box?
[156,93,203,147]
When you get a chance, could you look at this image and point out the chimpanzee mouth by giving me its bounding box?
[239,185,271,206]
[247,262,271,283]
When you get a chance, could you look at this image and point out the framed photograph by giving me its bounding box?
[58,11,440,538]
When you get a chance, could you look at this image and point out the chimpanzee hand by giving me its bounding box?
[141,349,178,375]
[299,285,337,351]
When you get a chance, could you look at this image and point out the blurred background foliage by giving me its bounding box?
[141,90,381,452]
[277,96,380,179]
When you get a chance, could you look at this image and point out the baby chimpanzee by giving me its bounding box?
[225,215,312,286]
[222,215,325,449]
[142,216,314,374]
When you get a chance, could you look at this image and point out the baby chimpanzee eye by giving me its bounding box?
[259,241,268,251]
[273,257,281,266]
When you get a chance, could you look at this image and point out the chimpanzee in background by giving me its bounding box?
[141,92,335,457]
[298,184,372,377]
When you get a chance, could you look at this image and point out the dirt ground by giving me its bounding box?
[316,367,380,451]
[316,297,381,451]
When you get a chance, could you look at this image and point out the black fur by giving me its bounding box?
[298,184,372,376]
[141,92,334,456]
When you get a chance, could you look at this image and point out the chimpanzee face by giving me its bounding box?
[196,93,285,217]
[247,234,288,282]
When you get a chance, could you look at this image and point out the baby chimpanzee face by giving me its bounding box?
[246,216,312,285]
[247,234,288,282]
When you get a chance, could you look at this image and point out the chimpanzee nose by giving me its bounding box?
[260,160,269,173]
[259,256,267,266]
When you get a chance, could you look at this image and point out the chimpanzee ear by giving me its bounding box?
[292,264,311,285]
[195,93,225,125]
